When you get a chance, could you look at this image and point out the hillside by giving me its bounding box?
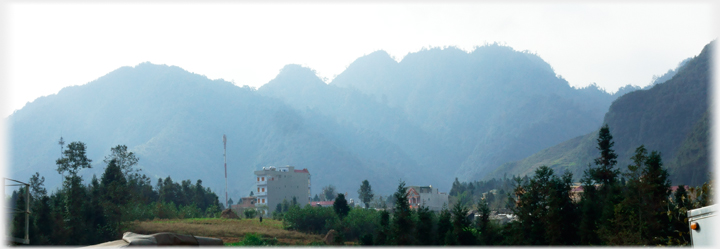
[7,43,657,198]
[7,63,424,199]
[330,44,632,181]
[488,41,713,186]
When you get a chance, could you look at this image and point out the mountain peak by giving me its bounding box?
[259,64,326,94]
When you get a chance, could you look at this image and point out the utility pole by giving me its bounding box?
[223,134,228,209]
[59,136,65,178]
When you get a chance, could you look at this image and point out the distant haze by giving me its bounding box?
[1,3,715,118]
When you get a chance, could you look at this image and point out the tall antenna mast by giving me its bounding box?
[223,134,228,209]
[58,136,65,156]
[59,136,65,178]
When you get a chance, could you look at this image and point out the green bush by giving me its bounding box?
[336,208,380,241]
[178,204,203,219]
[244,208,258,219]
[225,233,278,246]
[284,205,339,234]
[272,211,284,220]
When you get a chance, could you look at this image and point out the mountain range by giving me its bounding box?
[8,42,708,201]
[487,41,713,186]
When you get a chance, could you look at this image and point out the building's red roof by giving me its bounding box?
[310,201,334,206]
[294,168,310,174]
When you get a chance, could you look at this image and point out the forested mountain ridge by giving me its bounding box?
[330,44,634,181]
[488,41,713,186]
[259,64,457,183]
[7,63,424,199]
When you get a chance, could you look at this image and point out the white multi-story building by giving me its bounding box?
[406,185,448,212]
[254,165,310,216]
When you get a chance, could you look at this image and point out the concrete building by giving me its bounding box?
[406,185,448,212]
[254,165,311,216]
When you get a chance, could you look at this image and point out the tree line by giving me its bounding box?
[281,125,713,245]
[9,142,222,245]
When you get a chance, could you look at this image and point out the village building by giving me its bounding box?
[310,201,335,207]
[406,185,448,212]
[230,196,258,216]
[254,165,311,216]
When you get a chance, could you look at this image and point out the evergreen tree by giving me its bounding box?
[450,201,475,245]
[508,166,577,245]
[375,209,390,245]
[11,188,28,242]
[357,180,374,208]
[56,141,92,245]
[85,175,105,243]
[546,171,578,245]
[28,173,51,245]
[100,159,129,241]
[282,199,290,213]
[476,199,491,245]
[579,125,621,245]
[604,145,647,244]
[642,151,672,244]
[437,205,452,245]
[322,185,337,201]
[195,180,207,211]
[333,194,350,219]
[313,194,320,202]
[450,177,463,196]
[275,203,283,214]
[391,181,415,245]
[415,206,435,245]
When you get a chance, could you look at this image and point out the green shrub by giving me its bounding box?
[338,208,381,241]
[225,233,279,246]
[244,208,258,218]
[284,205,339,234]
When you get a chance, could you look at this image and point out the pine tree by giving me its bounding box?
[333,193,350,219]
[437,205,452,245]
[357,180,375,208]
[546,171,578,245]
[100,159,129,241]
[28,173,51,245]
[579,125,621,245]
[415,206,435,245]
[642,151,671,244]
[391,181,415,245]
[56,141,92,245]
[375,209,390,245]
[476,199,491,245]
[450,201,474,245]
[322,185,337,201]
[282,199,290,213]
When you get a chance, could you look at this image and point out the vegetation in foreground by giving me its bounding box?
[8,124,715,246]
[279,125,713,246]
[8,143,224,246]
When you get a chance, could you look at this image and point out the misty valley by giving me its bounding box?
[5,41,714,246]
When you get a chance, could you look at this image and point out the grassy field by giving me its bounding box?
[124,218,324,245]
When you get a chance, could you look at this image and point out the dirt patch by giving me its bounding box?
[220,209,240,219]
[124,218,322,245]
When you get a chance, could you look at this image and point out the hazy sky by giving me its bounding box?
[1,3,716,118]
